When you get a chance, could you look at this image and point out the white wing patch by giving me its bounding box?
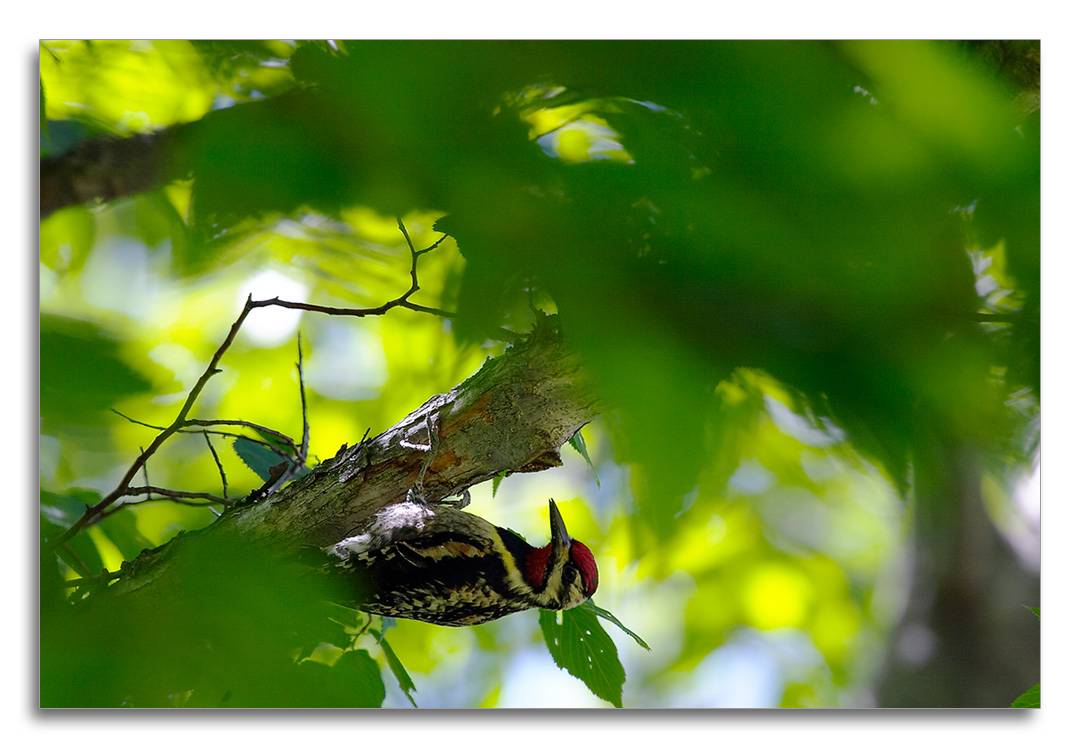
[327,533,373,562]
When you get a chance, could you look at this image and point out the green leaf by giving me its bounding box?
[40,489,105,574]
[372,627,418,707]
[492,472,506,498]
[1011,683,1039,708]
[96,508,154,561]
[133,192,190,257]
[568,430,600,487]
[289,650,386,708]
[332,649,386,708]
[232,438,288,481]
[1025,606,1040,618]
[580,599,650,650]
[539,605,626,707]
[40,206,96,273]
[40,315,153,431]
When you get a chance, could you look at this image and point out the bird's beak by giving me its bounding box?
[549,499,571,552]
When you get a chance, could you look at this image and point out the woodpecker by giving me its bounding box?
[327,498,599,626]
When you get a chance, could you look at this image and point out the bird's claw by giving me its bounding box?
[437,488,471,510]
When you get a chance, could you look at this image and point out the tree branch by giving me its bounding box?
[40,92,309,218]
[119,486,230,505]
[203,432,229,503]
[41,128,186,217]
[102,321,597,602]
[51,218,499,552]
[295,333,310,469]
[49,299,257,547]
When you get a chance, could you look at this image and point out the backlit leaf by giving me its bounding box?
[232,438,288,481]
[540,605,626,707]
[581,599,650,650]
[40,315,152,431]
[568,430,600,487]
[372,626,418,707]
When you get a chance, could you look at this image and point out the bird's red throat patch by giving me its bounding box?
[523,545,552,590]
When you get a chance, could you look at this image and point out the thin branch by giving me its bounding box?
[203,432,229,502]
[52,225,509,548]
[114,409,299,455]
[139,446,150,493]
[120,486,230,504]
[186,430,295,462]
[58,543,95,578]
[265,331,312,498]
[50,298,257,546]
[249,296,411,318]
[94,496,220,524]
[60,570,124,589]
[183,419,299,455]
[119,483,226,500]
[296,332,310,469]
[397,301,519,342]
[397,217,422,298]
[398,300,453,319]
[252,296,525,341]
[415,233,450,256]
[110,409,166,430]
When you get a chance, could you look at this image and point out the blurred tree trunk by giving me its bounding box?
[876,438,1039,707]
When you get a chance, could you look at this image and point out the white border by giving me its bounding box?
[6,2,1076,744]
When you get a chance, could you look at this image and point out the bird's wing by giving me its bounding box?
[390,531,493,567]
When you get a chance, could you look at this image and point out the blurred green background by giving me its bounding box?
[39,40,1039,707]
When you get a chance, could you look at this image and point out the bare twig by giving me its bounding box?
[113,410,300,455]
[50,223,510,548]
[112,410,297,461]
[190,430,295,462]
[184,419,299,455]
[415,233,450,256]
[264,332,312,498]
[398,300,455,320]
[240,221,509,338]
[203,432,229,502]
[296,332,310,469]
[120,486,230,504]
[60,570,124,589]
[246,221,434,324]
[93,495,223,525]
[139,446,150,492]
[58,543,95,578]
[110,409,165,430]
[50,299,257,546]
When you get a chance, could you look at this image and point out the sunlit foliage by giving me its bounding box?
[40,40,1038,707]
